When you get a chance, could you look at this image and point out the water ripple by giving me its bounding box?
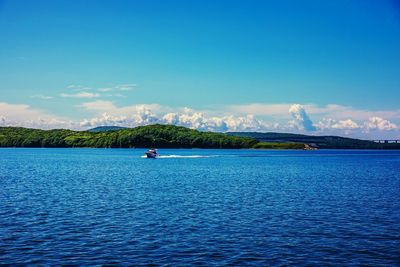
[1,148,400,265]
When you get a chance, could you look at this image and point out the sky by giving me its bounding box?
[1,0,400,139]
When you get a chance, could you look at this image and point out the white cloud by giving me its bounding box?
[0,102,75,129]
[332,119,360,130]
[79,100,117,112]
[116,84,136,91]
[161,108,230,131]
[98,88,113,92]
[31,95,53,100]
[77,102,266,132]
[79,100,166,115]
[0,115,6,125]
[1,100,400,139]
[67,85,91,91]
[226,103,292,117]
[0,102,51,121]
[364,117,397,131]
[79,107,159,128]
[60,92,100,98]
[77,101,400,137]
[317,118,360,130]
[95,84,137,93]
[227,103,400,122]
[79,111,266,132]
[289,104,316,131]
[104,93,124,98]
[304,104,400,121]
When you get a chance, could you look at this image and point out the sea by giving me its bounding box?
[1,148,399,266]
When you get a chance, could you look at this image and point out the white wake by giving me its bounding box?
[141,154,218,159]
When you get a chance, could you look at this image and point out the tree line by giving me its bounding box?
[0,124,260,149]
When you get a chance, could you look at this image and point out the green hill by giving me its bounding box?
[2,125,396,149]
[88,126,127,132]
[0,124,259,149]
[228,132,400,149]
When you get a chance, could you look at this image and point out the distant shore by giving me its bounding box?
[1,125,399,150]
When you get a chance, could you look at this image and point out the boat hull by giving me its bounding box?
[145,152,158,158]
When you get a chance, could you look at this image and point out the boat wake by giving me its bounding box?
[141,155,218,159]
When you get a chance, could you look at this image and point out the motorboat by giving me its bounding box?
[145,149,158,158]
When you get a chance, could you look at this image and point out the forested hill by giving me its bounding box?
[228,132,400,149]
[88,126,126,132]
[0,125,259,149]
[2,125,397,149]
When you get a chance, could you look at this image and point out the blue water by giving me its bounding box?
[1,149,400,266]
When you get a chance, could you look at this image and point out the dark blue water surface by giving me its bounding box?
[1,149,400,266]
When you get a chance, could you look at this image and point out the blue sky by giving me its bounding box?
[1,0,400,138]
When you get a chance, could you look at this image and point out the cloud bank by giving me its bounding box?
[0,101,399,139]
[0,102,75,129]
